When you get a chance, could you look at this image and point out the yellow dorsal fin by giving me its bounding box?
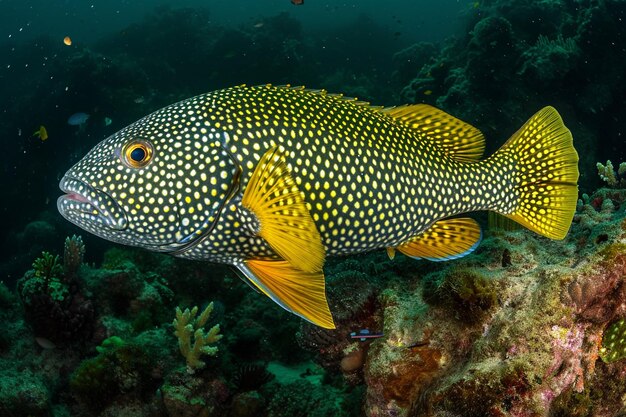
[395,218,482,261]
[385,104,485,161]
[240,260,335,329]
[242,146,325,273]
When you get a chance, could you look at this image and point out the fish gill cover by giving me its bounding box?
[0,1,625,416]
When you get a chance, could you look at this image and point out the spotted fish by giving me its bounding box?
[57,85,579,328]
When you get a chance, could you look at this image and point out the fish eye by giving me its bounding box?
[122,140,153,168]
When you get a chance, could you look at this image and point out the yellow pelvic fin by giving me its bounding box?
[384,104,485,161]
[395,218,482,261]
[242,259,335,329]
[495,106,579,240]
[242,146,325,273]
[386,247,396,260]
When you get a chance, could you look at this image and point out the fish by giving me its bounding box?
[350,329,384,341]
[33,125,48,141]
[57,84,579,329]
[67,112,90,126]
[63,36,72,46]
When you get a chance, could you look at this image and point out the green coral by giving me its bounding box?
[63,234,85,280]
[70,336,153,411]
[173,303,223,373]
[600,317,626,363]
[597,160,626,188]
[19,251,68,303]
[33,251,63,280]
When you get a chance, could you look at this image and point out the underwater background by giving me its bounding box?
[0,0,625,416]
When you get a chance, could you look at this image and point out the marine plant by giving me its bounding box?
[32,251,63,283]
[232,362,274,392]
[173,302,223,373]
[70,336,155,412]
[20,251,67,303]
[17,244,95,346]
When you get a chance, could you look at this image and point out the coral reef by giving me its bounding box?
[597,160,626,188]
[2,1,626,416]
[400,0,626,189]
[173,303,223,373]
[17,249,95,346]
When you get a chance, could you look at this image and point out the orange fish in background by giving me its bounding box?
[291,0,304,5]
[63,36,72,46]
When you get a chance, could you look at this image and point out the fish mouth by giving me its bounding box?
[57,176,127,231]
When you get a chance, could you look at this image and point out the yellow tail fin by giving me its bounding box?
[495,107,579,240]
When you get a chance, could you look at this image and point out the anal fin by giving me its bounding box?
[238,260,335,329]
[395,218,482,261]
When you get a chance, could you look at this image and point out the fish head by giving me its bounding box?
[58,98,240,253]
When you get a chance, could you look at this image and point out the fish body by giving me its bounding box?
[58,85,579,328]
[350,329,384,341]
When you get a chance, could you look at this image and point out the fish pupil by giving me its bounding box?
[130,147,146,162]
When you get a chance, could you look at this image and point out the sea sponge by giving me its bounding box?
[423,267,498,323]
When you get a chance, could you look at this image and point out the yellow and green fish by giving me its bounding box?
[57,85,579,328]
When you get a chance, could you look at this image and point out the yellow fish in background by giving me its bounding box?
[33,125,48,141]
[57,85,579,328]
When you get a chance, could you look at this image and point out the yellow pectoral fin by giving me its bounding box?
[239,259,335,329]
[242,146,325,273]
[397,218,482,261]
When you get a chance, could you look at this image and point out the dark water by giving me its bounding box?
[0,1,625,416]
[0,0,469,280]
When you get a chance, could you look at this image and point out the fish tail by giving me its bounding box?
[493,106,579,240]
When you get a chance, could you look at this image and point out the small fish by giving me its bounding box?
[104,117,112,126]
[57,85,579,329]
[291,0,304,5]
[63,36,72,46]
[350,329,384,342]
[423,89,433,96]
[35,337,56,349]
[253,22,264,28]
[33,125,48,141]
[134,96,145,104]
[67,112,89,126]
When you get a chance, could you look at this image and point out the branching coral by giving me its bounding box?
[32,251,63,282]
[63,235,85,281]
[173,303,223,373]
[597,160,626,188]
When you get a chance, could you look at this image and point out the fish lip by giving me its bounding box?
[57,176,127,231]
